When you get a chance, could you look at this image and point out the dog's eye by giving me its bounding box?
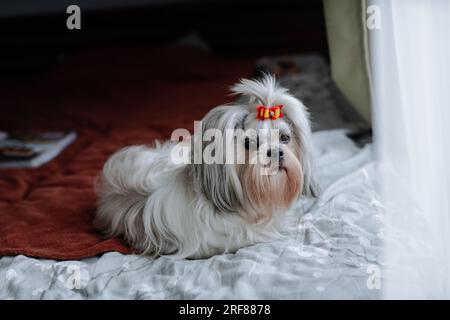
[280,134,291,143]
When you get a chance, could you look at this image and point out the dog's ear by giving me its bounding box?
[277,93,320,197]
[190,105,246,213]
[194,163,243,214]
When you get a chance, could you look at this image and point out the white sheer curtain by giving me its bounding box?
[369,0,450,299]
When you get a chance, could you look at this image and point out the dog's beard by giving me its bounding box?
[238,146,302,224]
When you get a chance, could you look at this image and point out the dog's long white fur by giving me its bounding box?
[95,75,317,259]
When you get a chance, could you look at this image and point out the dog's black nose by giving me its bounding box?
[267,149,284,161]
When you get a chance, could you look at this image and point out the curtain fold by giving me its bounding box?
[323,0,372,124]
[369,0,450,299]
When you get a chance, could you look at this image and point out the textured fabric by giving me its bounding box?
[0,46,253,260]
[0,130,383,299]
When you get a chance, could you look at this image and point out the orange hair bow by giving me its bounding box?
[256,105,284,120]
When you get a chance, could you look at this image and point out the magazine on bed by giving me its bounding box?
[0,131,77,168]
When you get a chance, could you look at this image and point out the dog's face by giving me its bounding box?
[236,113,303,223]
[191,76,316,224]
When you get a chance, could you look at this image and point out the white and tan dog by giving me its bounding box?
[95,75,318,259]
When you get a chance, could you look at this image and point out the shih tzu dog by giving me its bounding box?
[95,75,317,259]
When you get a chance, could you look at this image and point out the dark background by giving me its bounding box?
[0,0,329,87]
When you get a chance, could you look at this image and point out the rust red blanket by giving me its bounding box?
[0,47,252,260]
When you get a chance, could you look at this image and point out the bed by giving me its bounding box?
[0,45,381,299]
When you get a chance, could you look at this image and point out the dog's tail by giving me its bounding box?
[94,146,157,247]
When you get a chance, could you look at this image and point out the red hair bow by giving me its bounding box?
[256,105,284,120]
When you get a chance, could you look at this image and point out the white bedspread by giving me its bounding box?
[0,130,383,299]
